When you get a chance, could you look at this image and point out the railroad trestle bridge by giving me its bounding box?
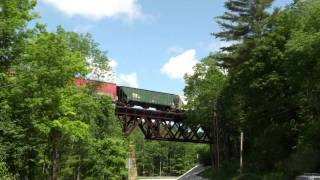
[75,79,212,143]
[116,106,211,143]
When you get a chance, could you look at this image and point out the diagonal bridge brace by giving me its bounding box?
[115,106,212,144]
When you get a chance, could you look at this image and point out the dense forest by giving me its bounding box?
[130,130,206,177]
[0,0,129,179]
[184,0,320,179]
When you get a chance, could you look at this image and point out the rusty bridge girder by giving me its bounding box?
[116,106,211,144]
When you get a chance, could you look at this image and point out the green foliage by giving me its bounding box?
[199,160,239,180]
[0,0,37,71]
[131,130,203,176]
[197,145,211,166]
[194,0,320,178]
[215,0,274,41]
[85,138,127,180]
[235,0,320,175]
[214,0,274,68]
[0,1,127,179]
[0,158,14,180]
[184,56,226,126]
[184,55,239,164]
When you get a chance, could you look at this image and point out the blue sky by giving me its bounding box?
[36,0,293,95]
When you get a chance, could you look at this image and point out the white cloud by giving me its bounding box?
[161,49,198,79]
[118,72,138,88]
[42,0,145,21]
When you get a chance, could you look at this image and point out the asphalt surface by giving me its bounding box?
[138,164,209,180]
[177,165,210,180]
[138,177,178,180]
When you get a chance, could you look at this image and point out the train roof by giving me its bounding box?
[117,85,179,96]
[77,78,117,85]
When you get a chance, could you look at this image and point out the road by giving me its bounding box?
[138,164,209,180]
[138,177,178,180]
[177,164,210,180]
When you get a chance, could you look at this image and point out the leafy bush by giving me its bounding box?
[197,145,211,166]
[200,161,239,180]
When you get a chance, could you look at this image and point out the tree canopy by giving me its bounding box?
[0,0,127,179]
[185,0,320,179]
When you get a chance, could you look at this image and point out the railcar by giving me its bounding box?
[74,79,117,101]
[117,86,183,111]
[75,79,184,111]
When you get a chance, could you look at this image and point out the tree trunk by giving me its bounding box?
[210,144,215,171]
[76,163,81,180]
[50,129,60,180]
[211,103,220,170]
[214,109,220,169]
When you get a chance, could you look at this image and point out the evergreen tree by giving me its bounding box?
[213,0,274,69]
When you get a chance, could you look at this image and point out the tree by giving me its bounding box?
[184,56,226,126]
[191,0,320,179]
[213,0,274,69]
[0,0,37,71]
[184,56,228,169]
[131,130,201,177]
[208,0,320,178]
[0,2,128,178]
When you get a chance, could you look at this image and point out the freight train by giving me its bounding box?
[75,79,184,111]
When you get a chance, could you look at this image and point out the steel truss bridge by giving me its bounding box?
[116,106,211,143]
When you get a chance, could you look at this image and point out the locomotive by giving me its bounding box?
[75,79,184,111]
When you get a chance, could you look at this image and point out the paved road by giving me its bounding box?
[177,165,210,180]
[138,164,209,180]
[138,177,178,180]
